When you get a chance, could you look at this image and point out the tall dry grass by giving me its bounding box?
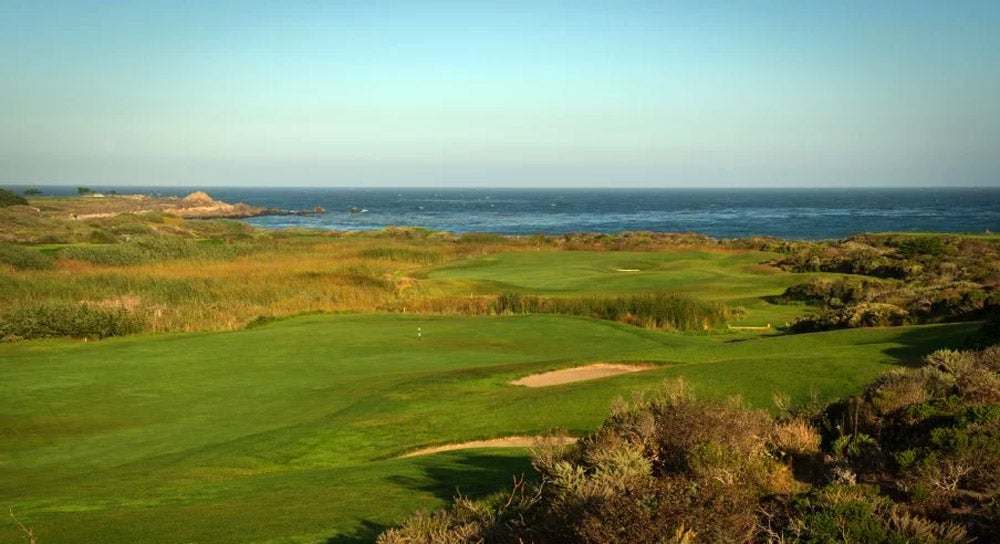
[1,233,536,334]
[2,230,741,337]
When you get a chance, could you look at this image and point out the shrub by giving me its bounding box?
[898,236,947,259]
[0,187,29,207]
[0,243,54,270]
[773,417,823,457]
[779,277,890,308]
[0,301,145,340]
[490,292,735,332]
[379,380,796,543]
[771,234,1000,331]
[791,303,910,332]
[869,370,932,415]
[381,343,1000,543]
[787,484,971,544]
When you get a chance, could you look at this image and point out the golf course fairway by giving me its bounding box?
[0,313,975,543]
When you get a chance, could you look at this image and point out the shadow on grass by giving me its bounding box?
[880,322,980,367]
[322,453,533,543]
[325,520,390,544]
[389,450,535,503]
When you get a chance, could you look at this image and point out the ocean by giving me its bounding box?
[12,186,1000,240]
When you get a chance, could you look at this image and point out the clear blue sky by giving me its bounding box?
[2,1,998,187]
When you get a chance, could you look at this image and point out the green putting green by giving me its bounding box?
[424,249,838,325]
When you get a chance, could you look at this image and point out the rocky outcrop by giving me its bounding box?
[50,191,326,221]
[167,192,325,219]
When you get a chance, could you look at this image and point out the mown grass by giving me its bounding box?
[0,314,974,544]
[425,249,836,326]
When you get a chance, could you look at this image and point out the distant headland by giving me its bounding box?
[24,190,326,221]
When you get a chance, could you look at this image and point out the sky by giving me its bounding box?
[2,1,999,188]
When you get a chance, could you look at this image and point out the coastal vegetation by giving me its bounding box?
[1,193,813,338]
[0,188,28,207]
[1,192,997,543]
[772,234,1000,331]
[380,342,1000,543]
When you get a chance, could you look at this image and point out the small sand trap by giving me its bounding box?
[512,363,654,388]
[401,436,577,458]
[615,268,641,272]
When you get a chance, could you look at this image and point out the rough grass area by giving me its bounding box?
[0,314,974,544]
[3,236,822,335]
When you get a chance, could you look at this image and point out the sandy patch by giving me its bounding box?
[512,363,655,388]
[401,435,577,458]
[615,268,641,272]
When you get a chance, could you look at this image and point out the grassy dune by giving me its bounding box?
[0,314,974,543]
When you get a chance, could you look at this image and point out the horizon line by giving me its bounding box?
[4,184,999,191]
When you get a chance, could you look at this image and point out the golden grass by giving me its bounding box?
[4,227,763,335]
[3,235,534,333]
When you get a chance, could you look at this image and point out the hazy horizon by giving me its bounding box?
[8,183,1000,192]
[3,1,999,188]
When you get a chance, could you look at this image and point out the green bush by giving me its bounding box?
[0,301,144,340]
[780,277,890,308]
[898,236,947,259]
[490,292,735,331]
[0,187,29,207]
[0,243,54,270]
[791,303,910,332]
[788,484,970,544]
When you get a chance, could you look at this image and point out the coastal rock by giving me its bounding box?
[182,191,215,205]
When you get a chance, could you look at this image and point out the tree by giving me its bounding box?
[0,187,29,207]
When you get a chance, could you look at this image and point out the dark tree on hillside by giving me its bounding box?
[0,188,29,207]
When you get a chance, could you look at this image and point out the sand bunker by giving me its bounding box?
[401,435,577,458]
[512,363,654,388]
[400,364,654,458]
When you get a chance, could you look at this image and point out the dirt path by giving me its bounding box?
[400,435,577,458]
[511,363,655,388]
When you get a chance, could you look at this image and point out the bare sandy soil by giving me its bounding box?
[400,435,577,458]
[511,363,655,388]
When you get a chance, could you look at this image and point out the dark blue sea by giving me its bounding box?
[13,187,1000,240]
